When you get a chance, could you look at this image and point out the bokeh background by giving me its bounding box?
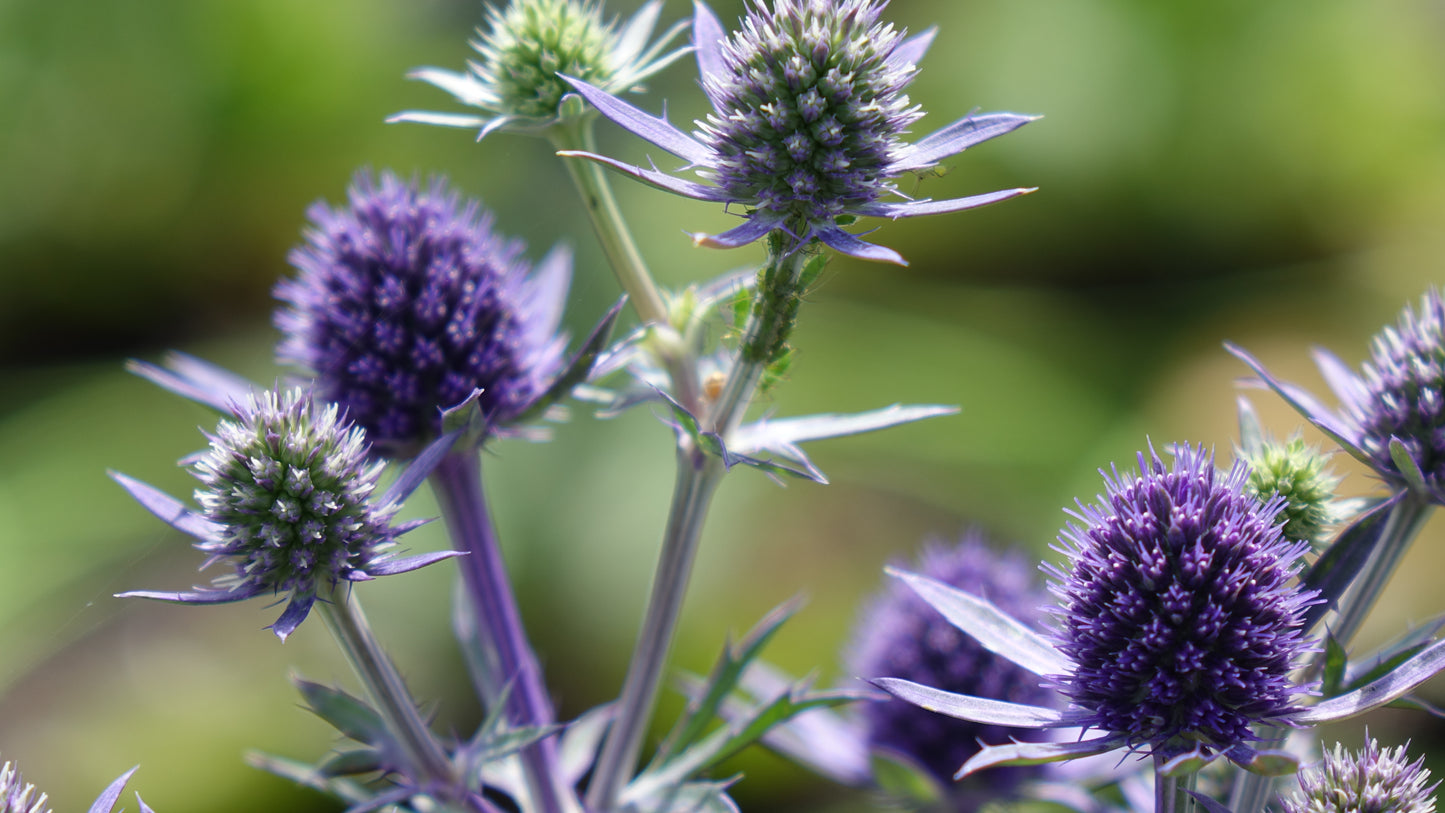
[3,0,1445,808]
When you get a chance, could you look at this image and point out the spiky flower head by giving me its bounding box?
[0,759,49,813]
[276,170,572,455]
[559,0,1037,264]
[1051,444,1316,758]
[391,0,689,138]
[1283,738,1438,813]
[116,387,457,640]
[847,531,1057,786]
[1243,437,1343,546]
[1230,289,1445,504]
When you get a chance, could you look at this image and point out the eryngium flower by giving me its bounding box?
[1283,738,1438,813]
[847,532,1057,786]
[559,0,1037,265]
[115,388,455,640]
[1,758,48,813]
[1230,289,1445,503]
[1051,444,1316,756]
[390,0,688,138]
[276,170,571,454]
[1242,437,1343,546]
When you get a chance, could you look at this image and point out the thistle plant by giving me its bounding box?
[52,0,1445,809]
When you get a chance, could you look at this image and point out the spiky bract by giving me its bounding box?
[0,759,49,813]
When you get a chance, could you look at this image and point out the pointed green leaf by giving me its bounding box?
[729,404,960,457]
[1237,396,1264,456]
[869,750,945,804]
[317,749,384,777]
[1301,495,1395,632]
[471,724,566,766]
[1391,437,1430,494]
[246,751,374,804]
[294,678,387,745]
[887,567,1069,677]
[1160,746,1218,777]
[655,598,804,762]
[1322,631,1348,698]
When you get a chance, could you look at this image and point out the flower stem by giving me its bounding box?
[316,584,458,797]
[1153,756,1198,813]
[584,449,725,811]
[429,451,576,813]
[585,243,809,812]
[1329,491,1433,646]
[549,121,669,328]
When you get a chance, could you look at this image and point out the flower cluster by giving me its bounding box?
[560,0,1037,264]
[276,170,571,454]
[1241,436,1342,545]
[847,532,1057,785]
[116,387,454,639]
[1051,444,1316,756]
[1283,738,1438,813]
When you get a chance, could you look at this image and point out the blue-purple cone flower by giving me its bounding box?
[114,388,457,640]
[1231,289,1445,504]
[1051,444,1316,756]
[559,0,1037,265]
[848,532,1057,786]
[276,170,572,454]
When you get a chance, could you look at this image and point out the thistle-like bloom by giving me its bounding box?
[114,388,458,640]
[390,0,689,138]
[1242,437,1343,546]
[1051,445,1315,757]
[558,0,1038,265]
[1283,738,1438,813]
[276,170,574,454]
[1229,289,1445,503]
[847,532,1056,786]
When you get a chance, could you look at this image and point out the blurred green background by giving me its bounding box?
[3,0,1445,808]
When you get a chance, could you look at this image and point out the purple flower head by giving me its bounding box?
[1283,737,1439,813]
[276,170,572,455]
[847,531,1058,787]
[1231,289,1445,503]
[115,387,458,640]
[558,0,1038,265]
[1051,444,1316,758]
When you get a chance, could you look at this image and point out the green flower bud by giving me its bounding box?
[1243,437,1342,546]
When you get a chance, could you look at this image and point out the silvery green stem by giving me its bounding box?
[429,451,575,813]
[549,121,669,328]
[316,583,459,799]
[1154,757,1197,813]
[1328,490,1433,646]
[586,244,808,812]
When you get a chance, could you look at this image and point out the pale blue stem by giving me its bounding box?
[316,584,461,800]
[1154,756,1197,813]
[429,451,576,813]
[585,245,809,812]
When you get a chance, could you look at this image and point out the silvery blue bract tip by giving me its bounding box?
[276,170,574,456]
[558,0,1038,265]
[87,767,156,813]
[1052,444,1317,759]
[114,387,460,641]
[390,0,690,139]
[0,758,48,813]
[1230,288,1445,503]
[1283,738,1439,813]
[847,531,1060,788]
